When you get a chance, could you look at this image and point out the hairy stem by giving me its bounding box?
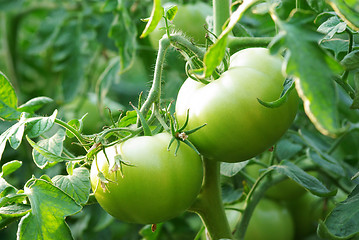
[138,36,170,123]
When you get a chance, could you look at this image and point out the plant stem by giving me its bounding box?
[213,0,230,36]
[227,36,273,49]
[334,75,356,99]
[139,36,170,122]
[54,118,90,151]
[190,158,233,240]
[233,171,285,240]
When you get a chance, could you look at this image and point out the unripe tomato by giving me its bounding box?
[226,198,295,240]
[175,48,299,163]
[149,2,212,48]
[287,190,347,238]
[90,132,203,224]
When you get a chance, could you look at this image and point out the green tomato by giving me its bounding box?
[149,2,212,48]
[226,198,295,240]
[175,48,299,163]
[90,132,203,224]
[287,190,347,238]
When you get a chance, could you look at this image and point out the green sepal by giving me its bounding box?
[130,103,152,136]
[257,79,295,108]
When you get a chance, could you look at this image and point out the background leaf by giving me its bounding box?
[0,72,20,120]
[329,0,359,31]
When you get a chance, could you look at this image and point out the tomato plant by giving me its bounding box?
[226,198,295,240]
[1,0,359,240]
[176,47,299,163]
[90,132,203,224]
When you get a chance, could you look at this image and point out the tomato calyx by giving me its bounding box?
[168,110,206,156]
[94,145,136,193]
[257,77,296,109]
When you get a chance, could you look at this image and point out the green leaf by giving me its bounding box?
[31,129,66,169]
[0,204,31,230]
[52,168,91,205]
[341,50,359,70]
[321,38,349,59]
[0,177,15,193]
[1,160,22,177]
[220,161,250,177]
[109,7,137,72]
[102,0,118,12]
[60,21,85,102]
[0,111,58,160]
[117,110,137,127]
[130,103,152,136]
[26,136,85,168]
[329,0,359,31]
[276,138,303,160]
[306,0,325,12]
[0,118,26,160]
[271,160,336,197]
[203,0,259,77]
[0,204,31,218]
[317,16,347,40]
[18,179,82,240]
[272,10,343,137]
[140,0,164,38]
[17,97,53,114]
[25,110,57,138]
[27,9,68,54]
[308,149,345,177]
[0,0,22,11]
[318,185,359,240]
[8,116,26,150]
[165,5,178,21]
[66,118,83,138]
[0,72,20,121]
[96,57,120,113]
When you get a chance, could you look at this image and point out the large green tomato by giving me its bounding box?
[225,198,295,240]
[90,132,203,224]
[175,48,299,163]
[149,2,212,48]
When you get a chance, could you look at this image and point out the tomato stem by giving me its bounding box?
[227,36,272,49]
[213,0,230,36]
[139,36,170,124]
[233,171,287,240]
[54,118,90,151]
[189,158,233,240]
